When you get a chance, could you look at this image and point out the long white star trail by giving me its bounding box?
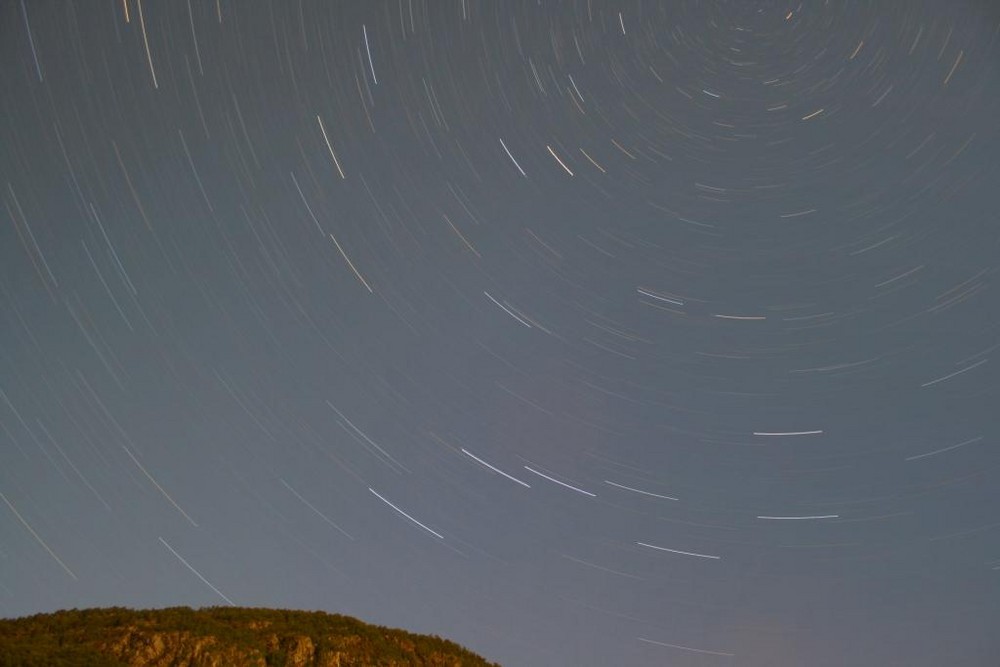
[158,537,234,606]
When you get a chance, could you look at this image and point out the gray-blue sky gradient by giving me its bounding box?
[2,1,999,664]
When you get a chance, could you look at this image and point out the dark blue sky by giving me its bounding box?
[2,1,999,665]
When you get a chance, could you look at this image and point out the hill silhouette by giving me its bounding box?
[0,606,500,666]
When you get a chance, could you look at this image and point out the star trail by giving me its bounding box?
[2,1,999,665]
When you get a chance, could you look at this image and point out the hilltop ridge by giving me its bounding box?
[0,606,500,666]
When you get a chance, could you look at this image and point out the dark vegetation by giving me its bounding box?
[0,606,500,666]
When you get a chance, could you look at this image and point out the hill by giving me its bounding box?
[0,606,500,666]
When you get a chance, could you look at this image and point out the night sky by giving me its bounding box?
[2,1,1000,665]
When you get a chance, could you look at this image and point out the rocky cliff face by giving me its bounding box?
[102,628,251,666]
[0,606,500,666]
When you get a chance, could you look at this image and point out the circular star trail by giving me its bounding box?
[2,1,999,665]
